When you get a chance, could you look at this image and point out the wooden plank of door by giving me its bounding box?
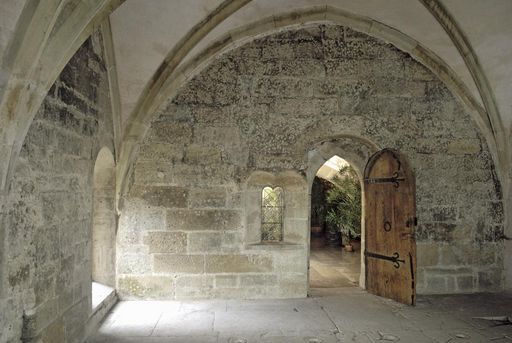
[364,149,416,305]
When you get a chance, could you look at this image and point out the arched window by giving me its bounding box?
[261,186,284,242]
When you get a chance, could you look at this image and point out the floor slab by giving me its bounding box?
[89,289,512,343]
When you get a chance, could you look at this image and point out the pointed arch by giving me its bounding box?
[0,0,124,194]
[117,5,503,212]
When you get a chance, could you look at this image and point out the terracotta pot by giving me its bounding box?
[350,240,361,251]
[310,226,322,235]
[345,244,354,252]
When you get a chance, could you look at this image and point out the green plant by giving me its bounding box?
[310,177,330,227]
[325,165,361,240]
[311,202,325,226]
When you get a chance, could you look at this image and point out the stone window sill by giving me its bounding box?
[246,242,303,250]
[92,281,116,312]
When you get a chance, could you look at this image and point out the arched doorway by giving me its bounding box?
[92,147,116,308]
[309,155,362,292]
[307,136,377,294]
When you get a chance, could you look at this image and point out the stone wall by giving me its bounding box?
[118,24,504,300]
[0,31,114,342]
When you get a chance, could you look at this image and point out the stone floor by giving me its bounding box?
[309,236,361,288]
[89,289,512,342]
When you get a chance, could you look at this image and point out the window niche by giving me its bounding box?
[261,186,284,242]
[244,171,308,248]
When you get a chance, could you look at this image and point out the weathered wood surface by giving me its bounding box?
[364,149,417,305]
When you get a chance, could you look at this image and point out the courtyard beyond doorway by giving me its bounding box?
[309,235,360,290]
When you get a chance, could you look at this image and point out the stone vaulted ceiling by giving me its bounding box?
[109,0,512,131]
[0,0,511,198]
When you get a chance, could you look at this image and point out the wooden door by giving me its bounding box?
[364,149,417,305]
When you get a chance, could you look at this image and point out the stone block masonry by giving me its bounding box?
[117,24,503,300]
[0,31,115,342]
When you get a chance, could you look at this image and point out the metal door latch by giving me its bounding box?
[365,251,405,269]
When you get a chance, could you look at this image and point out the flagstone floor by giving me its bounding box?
[89,288,512,343]
[89,236,512,343]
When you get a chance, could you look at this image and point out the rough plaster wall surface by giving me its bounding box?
[0,31,114,343]
[119,24,504,300]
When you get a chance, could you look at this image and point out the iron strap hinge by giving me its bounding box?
[364,172,405,188]
[365,251,405,269]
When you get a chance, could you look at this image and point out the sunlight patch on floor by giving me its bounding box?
[92,282,115,310]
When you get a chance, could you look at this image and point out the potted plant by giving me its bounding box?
[325,165,361,252]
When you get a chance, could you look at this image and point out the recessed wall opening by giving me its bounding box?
[309,155,362,292]
[91,147,117,310]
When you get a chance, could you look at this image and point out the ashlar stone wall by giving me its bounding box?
[0,31,114,342]
[118,24,504,300]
